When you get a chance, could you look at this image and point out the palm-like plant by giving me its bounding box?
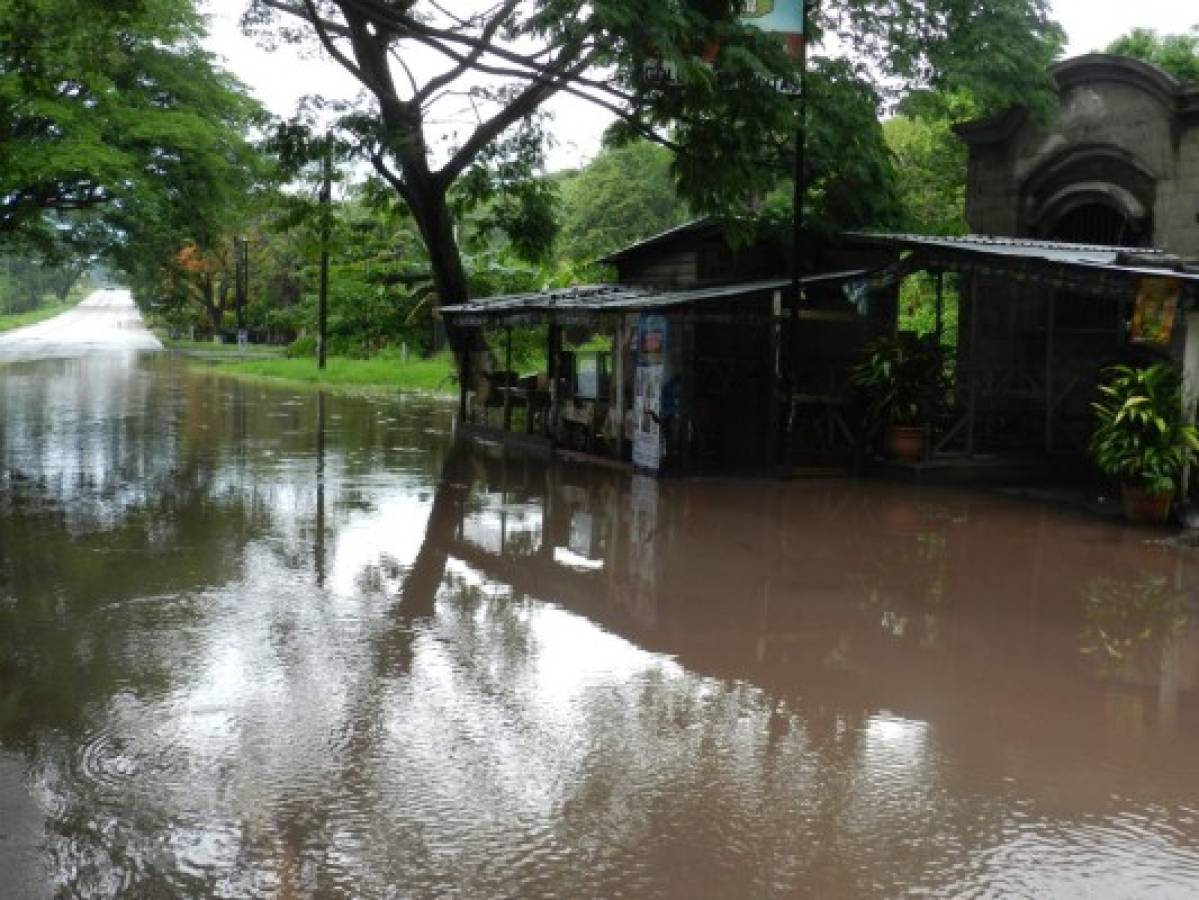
[1090,363,1199,495]
[851,335,945,427]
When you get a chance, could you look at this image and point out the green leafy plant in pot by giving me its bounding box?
[1090,363,1199,525]
[851,335,945,462]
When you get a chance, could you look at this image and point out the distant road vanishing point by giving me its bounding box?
[0,289,163,360]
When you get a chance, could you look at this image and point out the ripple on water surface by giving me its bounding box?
[3,355,1199,897]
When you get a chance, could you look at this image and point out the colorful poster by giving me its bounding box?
[632,315,668,472]
[1131,278,1181,345]
[741,1,806,36]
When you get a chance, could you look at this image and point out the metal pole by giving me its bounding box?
[318,132,332,371]
[782,0,811,471]
[235,236,247,334]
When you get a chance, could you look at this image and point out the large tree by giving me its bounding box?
[248,0,1062,349]
[1,0,267,295]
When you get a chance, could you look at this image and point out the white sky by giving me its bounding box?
[200,0,1199,172]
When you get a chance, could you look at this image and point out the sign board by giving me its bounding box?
[632,315,668,472]
[741,1,806,36]
[1131,277,1181,345]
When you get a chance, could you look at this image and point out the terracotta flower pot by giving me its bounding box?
[885,425,926,463]
[1121,485,1173,525]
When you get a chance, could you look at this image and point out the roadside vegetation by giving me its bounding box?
[195,351,457,395]
[0,300,76,334]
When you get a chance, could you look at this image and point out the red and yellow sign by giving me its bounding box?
[1131,277,1181,345]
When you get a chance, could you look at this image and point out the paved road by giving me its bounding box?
[0,289,162,359]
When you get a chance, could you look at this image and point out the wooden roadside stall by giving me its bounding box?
[440,269,885,476]
[842,233,1199,473]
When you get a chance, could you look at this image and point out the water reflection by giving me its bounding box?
[1,354,1198,897]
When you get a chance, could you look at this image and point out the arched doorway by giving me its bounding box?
[1048,202,1141,247]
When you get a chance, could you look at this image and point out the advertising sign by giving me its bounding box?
[1131,277,1181,345]
[741,1,806,36]
[632,315,668,472]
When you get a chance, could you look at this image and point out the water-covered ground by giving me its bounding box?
[1,353,1198,898]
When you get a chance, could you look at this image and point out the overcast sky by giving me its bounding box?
[200,0,1199,171]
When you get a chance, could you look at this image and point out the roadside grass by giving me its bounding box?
[194,350,458,395]
[162,337,287,355]
[0,300,76,334]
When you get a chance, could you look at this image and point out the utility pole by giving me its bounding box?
[782,0,812,469]
[235,236,249,342]
[318,131,332,370]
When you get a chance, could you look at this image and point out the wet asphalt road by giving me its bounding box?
[0,289,162,359]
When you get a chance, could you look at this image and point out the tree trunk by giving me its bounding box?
[202,276,222,332]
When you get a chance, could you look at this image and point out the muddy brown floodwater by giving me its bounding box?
[2,354,1199,898]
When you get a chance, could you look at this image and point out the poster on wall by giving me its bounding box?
[1131,277,1181,345]
[632,316,668,472]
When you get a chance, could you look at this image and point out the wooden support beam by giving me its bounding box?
[966,272,980,457]
[934,271,945,347]
[547,324,562,443]
[503,326,513,432]
[613,318,626,461]
[1181,312,1199,497]
[1045,292,1056,453]
[459,340,471,423]
[766,289,783,469]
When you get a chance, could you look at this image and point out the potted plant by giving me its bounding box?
[1090,362,1199,525]
[851,335,945,462]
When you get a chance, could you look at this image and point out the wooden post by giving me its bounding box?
[1045,292,1056,453]
[459,337,471,423]
[503,326,513,432]
[966,272,980,457]
[613,317,626,460]
[766,289,783,470]
[933,271,945,347]
[547,324,561,443]
[681,316,697,474]
[1181,312,1199,496]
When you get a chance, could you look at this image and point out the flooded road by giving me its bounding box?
[0,290,162,359]
[2,354,1199,898]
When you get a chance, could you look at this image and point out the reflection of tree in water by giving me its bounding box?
[1080,572,1188,678]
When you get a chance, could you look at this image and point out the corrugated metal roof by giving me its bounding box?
[844,233,1199,286]
[440,271,867,322]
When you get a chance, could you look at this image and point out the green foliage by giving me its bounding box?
[1089,363,1199,495]
[899,272,959,350]
[884,115,968,236]
[1,0,268,269]
[252,0,1065,312]
[556,141,690,263]
[851,335,947,426]
[1107,27,1199,83]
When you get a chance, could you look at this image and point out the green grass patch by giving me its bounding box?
[195,350,457,394]
[162,337,288,360]
[0,300,76,334]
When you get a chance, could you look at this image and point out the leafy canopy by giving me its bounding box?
[1107,26,1199,83]
[247,0,1064,308]
[0,0,269,305]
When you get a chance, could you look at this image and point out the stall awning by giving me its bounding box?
[842,232,1199,302]
[439,271,867,327]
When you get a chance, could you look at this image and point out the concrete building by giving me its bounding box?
[958,54,1199,254]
